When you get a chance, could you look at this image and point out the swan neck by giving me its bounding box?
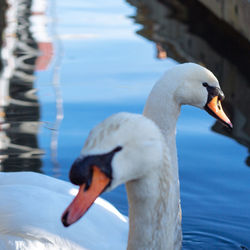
[143,77,181,170]
[125,150,182,250]
[143,77,181,137]
[136,73,182,249]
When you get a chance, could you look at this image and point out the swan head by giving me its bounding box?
[61,113,164,227]
[164,63,232,128]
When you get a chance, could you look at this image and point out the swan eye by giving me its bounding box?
[203,82,208,87]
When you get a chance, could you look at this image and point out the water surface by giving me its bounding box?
[0,0,250,249]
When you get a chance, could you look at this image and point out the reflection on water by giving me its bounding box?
[127,0,250,166]
[0,0,46,172]
[1,0,249,169]
[0,1,7,72]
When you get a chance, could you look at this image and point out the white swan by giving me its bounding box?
[0,63,232,250]
[62,112,180,249]
[0,172,128,250]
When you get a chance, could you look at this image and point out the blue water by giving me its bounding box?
[2,0,250,249]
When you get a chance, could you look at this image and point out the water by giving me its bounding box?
[0,0,250,249]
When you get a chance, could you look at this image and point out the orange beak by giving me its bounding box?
[61,166,110,227]
[205,96,232,129]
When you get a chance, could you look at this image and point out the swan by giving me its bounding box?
[0,172,127,250]
[62,112,180,249]
[0,63,232,249]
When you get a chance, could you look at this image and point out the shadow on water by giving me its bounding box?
[126,0,250,167]
[0,0,43,172]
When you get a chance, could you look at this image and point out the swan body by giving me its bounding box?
[0,63,232,249]
[0,172,128,250]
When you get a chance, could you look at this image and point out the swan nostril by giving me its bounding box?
[217,99,221,110]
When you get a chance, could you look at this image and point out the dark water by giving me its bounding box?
[0,0,250,249]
